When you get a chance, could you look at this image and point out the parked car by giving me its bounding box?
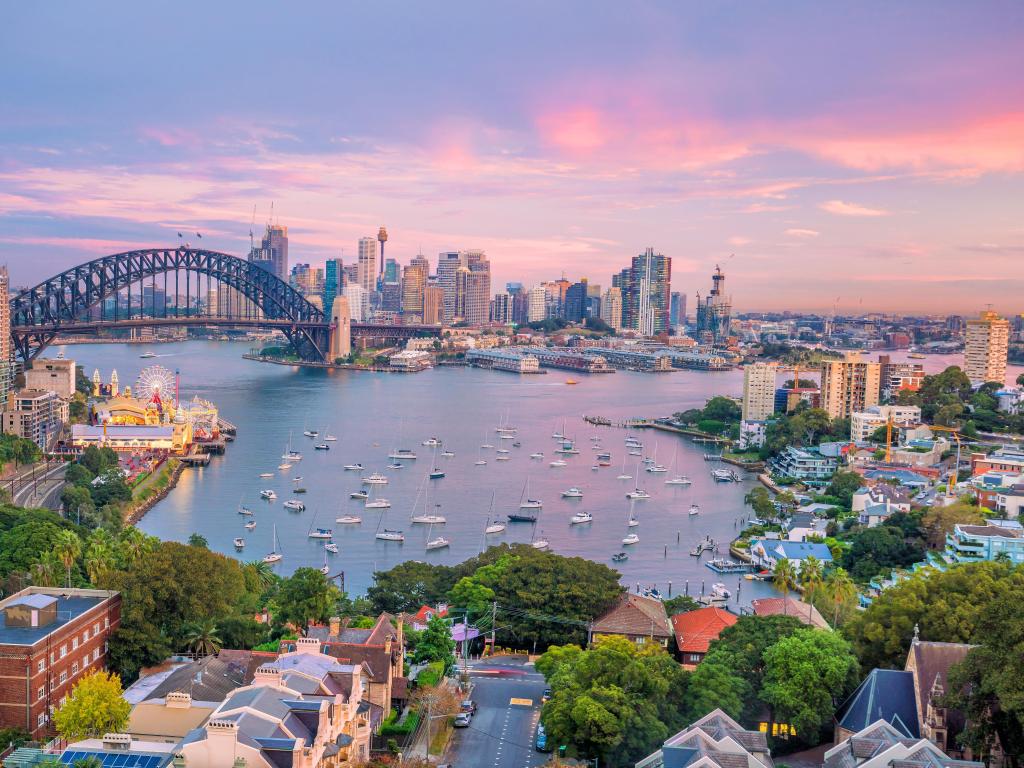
[460,699,477,713]
[542,687,552,703]
[454,712,472,728]
[535,725,551,752]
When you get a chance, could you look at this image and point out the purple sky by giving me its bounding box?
[2,2,1023,313]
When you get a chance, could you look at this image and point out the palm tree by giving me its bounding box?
[773,558,798,614]
[84,534,116,587]
[245,560,277,592]
[52,529,82,588]
[994,551,1012,564]
[31,555,62,588]
[183,619,222,657]
[825,568,857,627]
[798,555,824,624]
[117,527,152,566]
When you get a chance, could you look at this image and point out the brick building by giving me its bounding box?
[0,587,121,738]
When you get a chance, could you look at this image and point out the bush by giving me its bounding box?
[379,710,421,736]
[416,662,443,688]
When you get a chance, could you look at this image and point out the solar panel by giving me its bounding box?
[59,751,165,768]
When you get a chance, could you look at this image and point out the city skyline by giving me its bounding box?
[2,3,1023,313]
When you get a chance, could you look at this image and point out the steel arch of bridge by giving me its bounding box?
[9,248,330,362]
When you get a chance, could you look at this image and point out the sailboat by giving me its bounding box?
[665,445,691,485]
[626,461,650,499]
[320,554,330,574]
[425,519,450,551]
[552,419,566,440]
[237,497,253,516]
[323,428,338,442]
[374,502,404,542]
[428,445,445,479]
[627,501,640,528]
[475,445,488,466]
[410,477,447,524]
[244,520,256,530]
[263,524,283,563]
[518,480,542,508]
[531,526,550,550]
[281,432,302,461]
[616,454,632,481]
[302,417,318,438]
[484,492,506,534]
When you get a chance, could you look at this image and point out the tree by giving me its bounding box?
[61,485,95,521]
[662,595,700,616]
[703,396,742,423]
[538,636,688,766]
[367,560,456,614]
[84,529,117,586]
[187,532,209,548]
[744,487,776,520]
[921,502,985,547]
[244,560,278,593]
[798,555,824,611]
[824,471,864,509]
[1017,372,1024,388]
[276,568,339,629]
[773,559,798,613]
[842,560,1024,670]
[216,615,270,649]
[414,612,457,671]
[0,521,67,580]
[823,568,858,627]
[448,576,495,616]
[685,660,747,721]
[842,525,925,582]
[761,629,859,739]
[53,671,131,741]
[52,529,83,588]
[183,618,222,656]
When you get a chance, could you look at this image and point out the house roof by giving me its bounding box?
[752,539,833,562]
[410,604,448,625]
[148,655,250,702]
[671,607,737,655]
[127,698,219,739]
[592,593,671,638]
[835,669,920,738]
[906,641,973,743]
[749,597,830,629]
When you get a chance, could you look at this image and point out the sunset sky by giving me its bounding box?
[2,2,1023,313]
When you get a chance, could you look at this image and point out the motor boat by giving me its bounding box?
[646,465,668,473]
[611,552,628,562]
[362,474,388,485]
[365,499,391,509]
[259,472,273,478]
[314,443,330,451]
[336,515,362,524]
[283,499,305,512]
[237,505,253,516]
[549,460,567,468]
[325,542,339,553]
[422,437,442,446]
[139,351,157,359]
[441,450,455,457]
[561,487,583,498]
[233,537,245,549]
[622,533,640,545]
[344,463,364,471]
[260,489,277,500]
[292,476,303,482]
[375,529,405,542]
[324,434,338,442]
[688,504,700,516]
[244,520,256,530]
[626,489,650,500]
[475,459,487,466]
[350,490,369,500]
[388,449,417,460]
[665,475,691,486]
[410,514,447,524]
[530,452,544,459]
[570,511,593,524]
[303,429,319,438]
[308,527,333,539]
[711,582,732,600]
[388,462,403,469]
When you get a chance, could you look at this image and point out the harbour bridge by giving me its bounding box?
[9,247,441,363]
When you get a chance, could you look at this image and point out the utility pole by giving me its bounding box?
[463,610,470,679]
[490,601,497,652]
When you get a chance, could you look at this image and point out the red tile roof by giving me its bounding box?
[671,607,738,654]
[750,597,830,629]
[410,604,449,625]
[592,593,671,638]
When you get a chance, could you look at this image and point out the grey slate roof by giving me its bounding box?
[836,669,920,737]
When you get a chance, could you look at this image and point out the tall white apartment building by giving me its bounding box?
[965,310,1010,386]
[742,362,778,421]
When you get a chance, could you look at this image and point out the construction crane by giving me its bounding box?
[925,425,964,501]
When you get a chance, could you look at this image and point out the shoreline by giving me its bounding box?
[124,460,186,526]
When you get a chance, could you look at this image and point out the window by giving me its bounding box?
[104,617,109,629]
[37,713,46,728]
[94,622,100,635]
[37,660,45,674]
[59,645,67,658]
[72,637,79,650]
[93,648,100,661]
[82,656,89,670]
[59,671,67,684]
[71,662,79,675]
[50,652,55,664]
[83,629,89,641]
[689,654,702,663]
[37,686,45,700]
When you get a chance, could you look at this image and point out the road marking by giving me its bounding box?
[509,697,533,706]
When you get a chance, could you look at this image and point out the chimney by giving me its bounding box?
[101,733,132,751]
[329,616,341,638]
[207,719,239,751]
[166,691,192,709]
[396,614,405,649]
[296,637,321,655]
[254,665,283,686]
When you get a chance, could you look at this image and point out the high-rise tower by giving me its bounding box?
[965,310,1010,385]
[377,227,388,277]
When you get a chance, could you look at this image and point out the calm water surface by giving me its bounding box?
[61,342,1022,602]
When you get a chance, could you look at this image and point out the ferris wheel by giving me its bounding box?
[135,365,176,405]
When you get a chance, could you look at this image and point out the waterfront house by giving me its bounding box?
[767,445,839,486]
[749,597,829,629]
[784,512,824,542]
[635,708,773,768]
[176,639,372,768]
[748,540,833,573]
[945,520,1024,564]
[670,607,737,668]
[591,593,672,648]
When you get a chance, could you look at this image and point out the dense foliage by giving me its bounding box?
[760,405,850,461]
[53,671,131,741]
[895,366,1024,434]
[673,396,742,436]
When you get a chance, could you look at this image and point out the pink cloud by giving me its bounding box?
[785,228,820,238]
[819,200,890,217]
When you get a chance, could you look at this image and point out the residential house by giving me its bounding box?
[409,604,449,631]
[768,445,839,486]
[176,638,373,768]
[784,513,823,542]
[126,692,220,743]
[853,485,914,527]
[748,540,833,573]
[824,720,982,768]
[945,520,1024,565]
[749,597,829,629]
[591,593,672,648]
[671,607,737,669]
[970,446,1024,477]
[635,708,773,768]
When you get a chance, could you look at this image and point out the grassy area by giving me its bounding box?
[131,459,180,503]
[416,662,444,687]
[428,721,452,756]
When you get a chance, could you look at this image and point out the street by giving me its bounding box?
[5,462,67,510]
[447,656,550,768]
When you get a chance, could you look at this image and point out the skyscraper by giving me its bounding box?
[965,310,1010,385]
[357,237,378,293]
[322,258,345,316]
[343,284,368,322]
[742,362,778,421]
[820,352,881,419]
[249,223,289,282]
[620,248,671,335]
[454,252,491,326]
[401,255,430,322]
[383,258,399,284]
[695,266,731,342]
[0,267,11,404]
[564,279,588,323]
[670,292,686,326]
[422,284,444,325]
[436,251,465,324]
[600,286,623,330]
[527,285,547,322]
[490,292,513,324]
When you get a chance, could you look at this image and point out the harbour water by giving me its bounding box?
[61,342,1022,602]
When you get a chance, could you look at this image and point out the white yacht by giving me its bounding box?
[622,533,640,545]
[665,475,691,486]
[350,490,368,500]
[325,542,339,553]
[344,463,364,471]
[365,498,391,509]
[233,537,245,549]
[646,465,668,473]
[245,520,257,530]
[260,489,277,500]
[362,474,388,485]
[283,499,305,511]
[388,449,417,460]
[308,527,333,539]
[561,487,583,498]
[324,432,338,442]
[570,511,593,524]
[475,459,487,466]
[530,452,544,459]
[422,437,442,446]
[336,515,362,524]
[549,459,567,468]
[688,504,700,516]
[626,489,651,500]
[441,450,455,458]
[259,472,273,478]
[376,529,405,542]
